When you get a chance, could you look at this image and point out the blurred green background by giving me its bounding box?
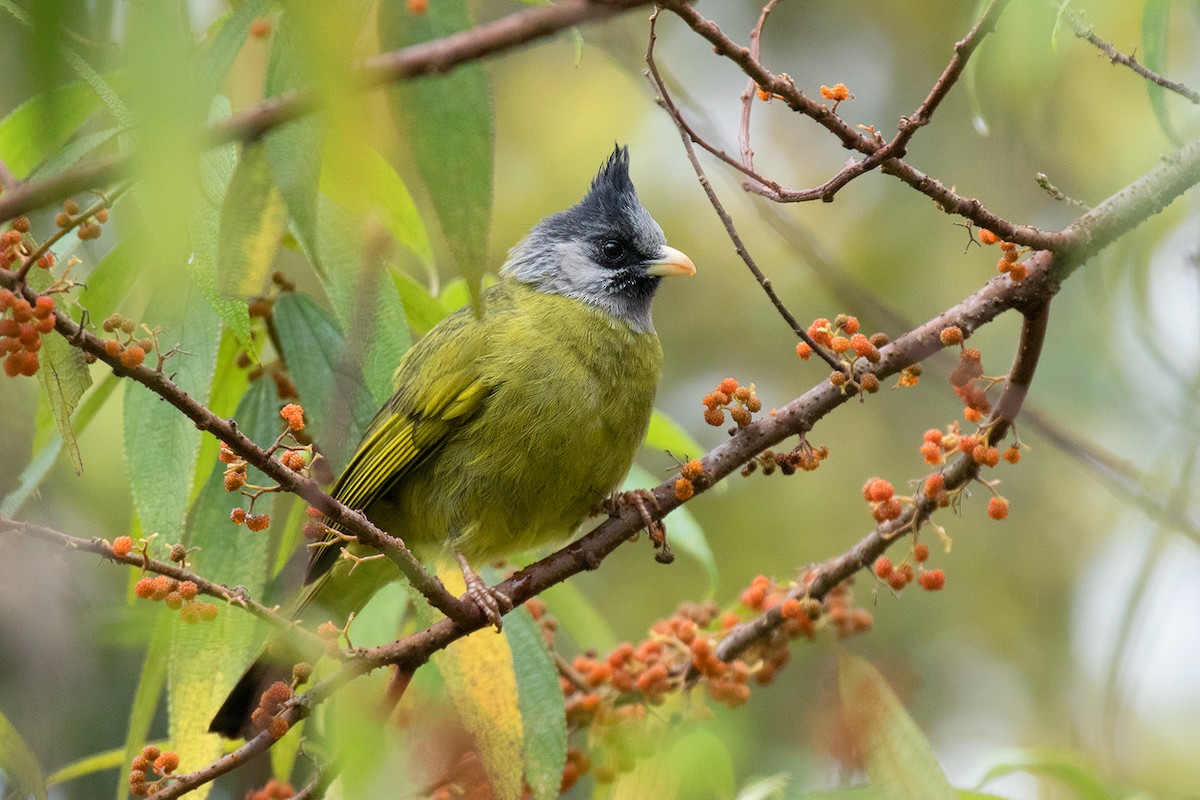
[2,0,1199,798]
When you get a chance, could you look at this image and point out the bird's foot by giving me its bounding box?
[454,552,513,631]
[607,489,674,565]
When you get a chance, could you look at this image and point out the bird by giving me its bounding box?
[209,145,694,737]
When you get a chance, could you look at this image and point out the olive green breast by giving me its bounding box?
[369,279,663,560]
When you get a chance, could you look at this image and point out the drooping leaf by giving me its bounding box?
[27,269,91,473]
[391,269,449,338]
[112,612,171,800]
[264,9,325,255]
[0,707,48,800]
[645,408,706,461]
[272,291,378,473]
[189,96,253,351]
[427,565,523,800]
[0,80,102,178]
[321,143,434,271]
[311,196,412,405]
[837,651,956,800]
[379,0,494,311]
[124,284,222,539]
[505,607,567,800]
[217,142,288,299]
[167,379,276,797]
[0,374,118,518]
[1142,0,1181,144]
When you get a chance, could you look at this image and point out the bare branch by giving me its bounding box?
[1065,12,1200,104]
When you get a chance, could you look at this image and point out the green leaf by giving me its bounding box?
[27,269,91,473]
[976,748,1117,800]
[838,651,956,800]
[312,196,412,406]
[379,0,494,310]
[218,142,288,299]
[168,379,275,798]
[505,607,567,800]
[320,144,434,270]
[0,374,118,518]
[645,408,706,460]
[113,614,171,800]
[197,0,272,95]
[391,269,449,338]
[625,465,718,596]
[124,284,222,538]
[0,707,48,800]
[1142,0,1181,144]
[29,126,120,180]
[264,10,325,255]
[610,728,735,800]
[1050,1,1071,50]
[272,291,378,473]
[538,580,618,653]
[0,80,102,178]
[189,96,253,352]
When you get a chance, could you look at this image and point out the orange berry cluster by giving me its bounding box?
[248,18,272,38]
[674,459,704,501]
[100,313,152,370]
[916,425,1017,519]
[862,477,903,523]
[740,440,829,477]
[0,288,56,377]
[134,575,217,622]
[222,405,311,529]
[128,744,179,796]
[246,779,296,800]
[797,315,888,392]
[873,542,945,592]
[820,83,852,102]
[702,377,761,428]
[112,535,134,558]
[1,220,55,270]
[54,197,108,241]
[252,681,293,740]
[977,229,1029,283]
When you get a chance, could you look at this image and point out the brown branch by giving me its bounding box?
[0,518,322,648]
[646,11,843,373]
[0,0,655,224]
[0,269,467,622]
[1065,12,1200,104]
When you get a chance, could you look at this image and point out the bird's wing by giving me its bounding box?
[304,310,493,584]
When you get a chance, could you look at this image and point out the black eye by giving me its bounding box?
[600,240,624,264]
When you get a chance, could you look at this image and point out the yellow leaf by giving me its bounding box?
[433,566,523,800]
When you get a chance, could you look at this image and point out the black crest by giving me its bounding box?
[578,145,637,219]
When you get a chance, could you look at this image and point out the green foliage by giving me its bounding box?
[0,709,48,800]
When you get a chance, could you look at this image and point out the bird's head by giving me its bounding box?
[501,145,695,332]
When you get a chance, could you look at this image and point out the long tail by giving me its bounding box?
[208,653,290,738]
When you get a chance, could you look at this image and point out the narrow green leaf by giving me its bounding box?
[0,374,118,518]
[1142,0,1181,144]
[312,196,412,406]
[0,708,48,800]
[264,10,325,255]
[379,0,494,310]
[76,234,143,326]
[1050,1,1071,50]
[197,0,272,95]
[0,80,100,179]
[218,142,288,299]
[645,408,706,460]
[28,269,91,473]
[272,291,378,473]
[391,269,449,338]
[625,465,718,596]
[29,126,120,180]
[321,144,433,270]
[168,379,275,797]
[505,607,567,800]
[838,651,956,800]
[976,748,1116,800]
[112,613,171,800]
[124,284,221,538]
[190,96,253,352]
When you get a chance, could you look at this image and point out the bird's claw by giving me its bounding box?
[455,552,512,631]
[609,489,674,564]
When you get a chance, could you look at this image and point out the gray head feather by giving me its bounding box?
[502,146,671,333]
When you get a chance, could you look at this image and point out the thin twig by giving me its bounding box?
[1065,12,1200,104]
[646,10,844,373]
